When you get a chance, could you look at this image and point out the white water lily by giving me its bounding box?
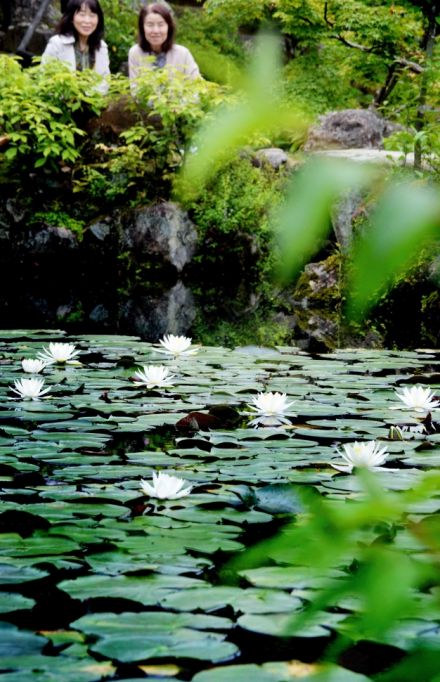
[395,385,439,412]
[331,441,390,474]
[140,471,192,500]
[154,334,199,357]
[10,377,51,400]
[38,342,80,365]
[246,391,295,427]
[389,423,427,440]
[133,365,175,389]
[21,358,47,374]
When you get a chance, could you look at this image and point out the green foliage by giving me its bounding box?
[182,154,289,347]
[72,69,229,202]
[227,469,440,662]
[204,0,440,123]
[30,209,86,238]
[100,0,137,72]
[181,31,440,321]
[177,6,245,86]
[185,156,282,239]
[346,180,440,320]
[192,307,293,348]
[179,33,309,198]
[203,0,272,26]
[0,56,106,179]
[281,46,363,115]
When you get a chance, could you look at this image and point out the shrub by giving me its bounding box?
[0,56,107,183]
[72,68,230,202]
[184,155,285,339]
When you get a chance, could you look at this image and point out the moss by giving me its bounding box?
[420,291,440,347]
[291,253,342,309]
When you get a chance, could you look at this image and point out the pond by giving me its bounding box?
[0,330,439,681]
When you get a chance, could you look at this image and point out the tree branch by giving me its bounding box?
[394,57,424,73]
[330,33,374,53]
[330,34,424,73]
[323,2,334,28]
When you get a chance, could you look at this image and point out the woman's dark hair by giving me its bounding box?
[138,3,175,54]
[57,0,104,55]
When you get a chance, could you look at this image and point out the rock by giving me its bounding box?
[315,148,416,166]
[305,109,398,150]
[286,256,342,349]
[88,96,139,136]
[88,221,112,242]
[332,190,364,253]
[23,226,78,254]
[118,281,196,340]
[6,198,27,223]
[254,147,290,169]
[119,202,197,272]
[89,304,110,324]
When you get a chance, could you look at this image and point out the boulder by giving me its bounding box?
[119,201,198,272]
[305,109,398,150]
[88,96,139,136]
[254,148,290,169]
[23,225,78,254]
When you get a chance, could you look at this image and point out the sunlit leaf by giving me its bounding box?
[179,33,308,197]
[347,181,440,320]
[275,158,374,282]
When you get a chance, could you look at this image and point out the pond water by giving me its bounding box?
[0,330,439,681]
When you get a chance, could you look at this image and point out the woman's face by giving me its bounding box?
[143,11,168,52]
[73,4,99,42]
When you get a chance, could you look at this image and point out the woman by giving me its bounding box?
[128,2,200,85]
[42,0,110,91]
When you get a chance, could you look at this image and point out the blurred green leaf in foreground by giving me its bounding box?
[178,32,309,198]
[179,32,440,321]
[225,470,440,679]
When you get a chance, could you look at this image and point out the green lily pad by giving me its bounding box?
[253,483,304,514]
[0,592,35,612]
[161,586,303,614]
[58,574,203,605]
[192,661,371,681]
[0,563,49,584]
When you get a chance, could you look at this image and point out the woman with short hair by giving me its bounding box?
[128,2,200,84]
[42,0,110,91]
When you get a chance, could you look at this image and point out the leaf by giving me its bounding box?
[275,158,373,282]
[253,483,304,514]
[179,32,307,198]
[346,181,440,320]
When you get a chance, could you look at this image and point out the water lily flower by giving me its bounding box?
[389,423,427,440]
[395,385,439,412]
[133,365,175,389]
[154,334,199,357]
[246,391,295,427]
[331,441,389,474]
[38,342,80,365]
[388,425,405,441]
[140,471,192,500]
[10,377,51,400]
[21,358,47,374]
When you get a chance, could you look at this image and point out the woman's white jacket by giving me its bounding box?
[42,34,110,93]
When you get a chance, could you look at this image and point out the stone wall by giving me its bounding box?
[0,199,198,341]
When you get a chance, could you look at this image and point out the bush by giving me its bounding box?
[176,6,245,86]
[184,155,286,342]
[0,56,107,183]
[100,0,137,72]
[0,55,230,208]
[72,68,229,203]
